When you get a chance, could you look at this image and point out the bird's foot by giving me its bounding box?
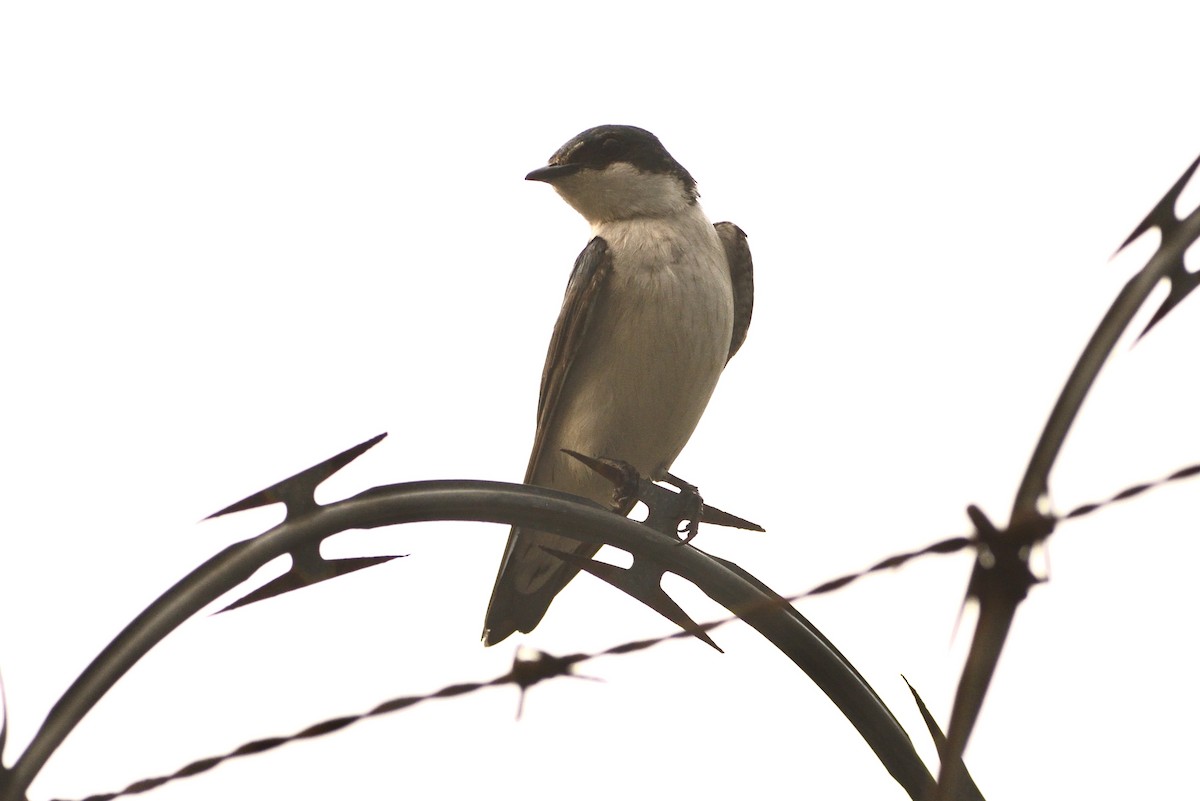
[560,449,765,540]
[560,449,642,510]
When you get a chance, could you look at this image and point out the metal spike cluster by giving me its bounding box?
[207,433,406,612]
[208,433,386,519]
[1119,155,1200,337]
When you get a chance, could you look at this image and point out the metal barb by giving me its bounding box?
[1117,154,1200,252]
[542,547,723,651]
[1138,254,1200,339]
[661,471,704,541]
[206,433,388,520]
[509,648,590,719]
[938,505,1054,801]
[963,505,1047,608]
[1115,154,1200,338]
[901,677,983,800]
[508,648,582,689]
[218,542,407,613]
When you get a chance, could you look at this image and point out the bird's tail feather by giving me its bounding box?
[481,525,598,646]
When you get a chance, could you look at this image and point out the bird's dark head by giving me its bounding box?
[526,125,699,223]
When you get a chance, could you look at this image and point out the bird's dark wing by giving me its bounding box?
[483,237,613,645]
[525,236,613,480]
[715,222,753,362]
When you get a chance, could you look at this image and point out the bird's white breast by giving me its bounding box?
[536,204,735,502]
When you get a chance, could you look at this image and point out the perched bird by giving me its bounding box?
[482,125,753,646]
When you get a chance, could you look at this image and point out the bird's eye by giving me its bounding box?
[600,135,621,151]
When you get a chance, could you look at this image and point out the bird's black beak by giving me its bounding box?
[525,163,583,183]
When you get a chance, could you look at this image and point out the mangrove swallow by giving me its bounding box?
[482,124,754,645]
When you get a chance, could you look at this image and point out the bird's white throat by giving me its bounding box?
[552,162,695,224]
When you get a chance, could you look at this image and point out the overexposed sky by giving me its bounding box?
[2,3,1199,799]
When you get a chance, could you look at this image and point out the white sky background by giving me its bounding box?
[2,2,1199,799]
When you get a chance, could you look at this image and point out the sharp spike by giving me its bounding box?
[699,502,765,532]
[1116,153,1200,253]
[218,549,404,613]
[542,547,722,651]
[1138,261,1200,339]
[206,433,387,520]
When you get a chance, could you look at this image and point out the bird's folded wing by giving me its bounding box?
[715,221,753,362]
